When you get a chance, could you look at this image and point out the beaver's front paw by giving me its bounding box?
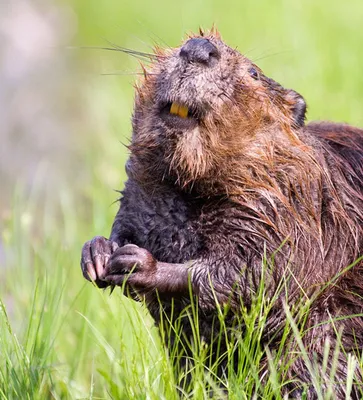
[102,244,157,289]
[81,236,119,288]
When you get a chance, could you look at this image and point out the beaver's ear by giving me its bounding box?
[286,90,307,128]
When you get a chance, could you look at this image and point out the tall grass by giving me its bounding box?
[1,185,362,398]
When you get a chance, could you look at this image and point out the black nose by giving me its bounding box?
[179,38,220,66]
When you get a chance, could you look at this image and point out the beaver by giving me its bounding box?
[80,29,363,398]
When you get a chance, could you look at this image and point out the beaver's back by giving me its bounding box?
[307,121,363,190]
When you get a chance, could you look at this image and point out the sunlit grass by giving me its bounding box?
[1,186,362,398]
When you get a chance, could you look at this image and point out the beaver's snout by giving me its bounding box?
[153,36,230,131]
[179,38,220,67]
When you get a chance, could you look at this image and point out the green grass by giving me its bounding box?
[1,0,363,398]
[1,187,362,399]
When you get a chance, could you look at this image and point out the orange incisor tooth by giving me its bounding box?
[170,102,180,115]
[178,104,189,118]
[170,102,189,118]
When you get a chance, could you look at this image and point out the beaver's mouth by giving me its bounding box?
[159,102,200,130]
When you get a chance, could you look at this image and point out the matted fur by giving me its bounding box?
[81,30,363,398]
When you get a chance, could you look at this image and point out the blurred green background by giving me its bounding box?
[1,0,363,398]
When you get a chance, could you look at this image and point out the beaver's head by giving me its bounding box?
[130,30,308,190]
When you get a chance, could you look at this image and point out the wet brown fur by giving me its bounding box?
[81,30,363,398]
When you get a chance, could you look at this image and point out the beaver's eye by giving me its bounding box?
[248,67,259,80]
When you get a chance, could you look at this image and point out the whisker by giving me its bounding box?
[75,43,163,62]
[105,39,165,60]
[74,45,153,60]
[252,49,293,63]
[100,71,157,76]
[133,19,172,50]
